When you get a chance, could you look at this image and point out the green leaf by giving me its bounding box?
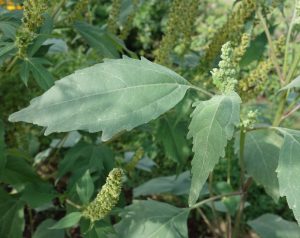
[235,130,282,201]
[0,119,6,175]
[27,57,54,90]
[76,170,95,204]
[133,171,191,197]
[20,59,30,85]
[80,219,116,238]
[50,212,82,229]
[275,128,300,224]
[115,200,189,238]
[187,92,241,206]
[248,213,300,238]
[74,21,120,58]
[156,117,191,164]
[33,219,64,238]
[9,57,190,141]
[0,189,25,238]
[280,75,300,91]
[20,182,58,208]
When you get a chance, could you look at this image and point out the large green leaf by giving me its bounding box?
[275,128,300,224]
[0,119,6,175]
[114,200,189,238]
[0,189,25,238]
[33,219,64,238]
[235,130,282,201]
[248,214,300,238]
[9,57,190,141]
[50,212,82,229]
[188,92,241,205]
[76,170,94,205]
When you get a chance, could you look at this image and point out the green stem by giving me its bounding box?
[273,92,288,126]
[189,84,214,97]
[5,56,18,72]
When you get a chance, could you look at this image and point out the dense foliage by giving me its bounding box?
[1,0,300,237]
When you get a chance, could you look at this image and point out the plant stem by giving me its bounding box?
[189,84,214,97]
[190,191,242,209]
[273,92,288,126]
[5,56,18,72]
[66,199,82,210]
[257,9,284,84]
[208,173,220,228]
[196,208,218,238]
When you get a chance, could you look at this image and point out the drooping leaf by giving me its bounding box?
[76,170,95,205]
[248,213,300,238]
[275,128,300,224]
[187,92,241,206]
[235,130,282,201]
[33,219,64,238]
[156,117,191,164]
[114,200,189,238]
[280,75,300,91]
[50,212,82,229]
[9,57,190,141]
[0,189,25,238]
[133,171,191,197]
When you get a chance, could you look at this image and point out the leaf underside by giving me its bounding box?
[188,92,241,206]
[9,57,190,141]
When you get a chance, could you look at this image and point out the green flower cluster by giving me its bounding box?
[15,0,47,58]
[107,0,122,34]
[211,42,238,93]
[240,110,258,131]
[201,0,256,71]
[67,0,89,24]
[233,33,250,65]
[82,168,124,222]
[156,0,200,66]
[120,0,139,40]
[125,147,144,173]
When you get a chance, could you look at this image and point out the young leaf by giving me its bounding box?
[188,92,241,206]
[235,130,282,201]
[9,57,190,141]
[76,170,95,205]
[275,128,300,224]
[279,75,300,91]
[50,212,82,229]
[248,214,300,238]
[114,200,190,238]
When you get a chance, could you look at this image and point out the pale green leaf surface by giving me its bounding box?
[50,212,82,229]
[235,130,282,201]
[248,213,300,238]
[114,200,189,238]
[76,170,94,204]
[275,128,300,224]
[9,57,190,141]
[280,75,300,91]
[188,92,241,205]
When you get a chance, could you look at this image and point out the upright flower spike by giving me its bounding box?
[82,168,124,223]
[107,0,122,34]
[211,42,238,93]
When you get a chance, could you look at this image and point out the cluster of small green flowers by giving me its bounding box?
[15,0,47,58]
[107,0,122,34]
[120,0,139,40]
[67,0,89,24]
[211,42,238,93]
[201,0,256,72]
[156,0,200,66]
[82,168,124,222]
[238,36,285,99]
[233,33,250,65]
[240,110,258,131]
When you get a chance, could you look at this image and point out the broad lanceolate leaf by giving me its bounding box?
[50,212,82,229]
[248,214,300,238]
[9,57,190,141]
[275,128,300,224]
[280,75,300,91]
[235,130,282,201]
[114,200,189,238]
[188,92,241,206]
